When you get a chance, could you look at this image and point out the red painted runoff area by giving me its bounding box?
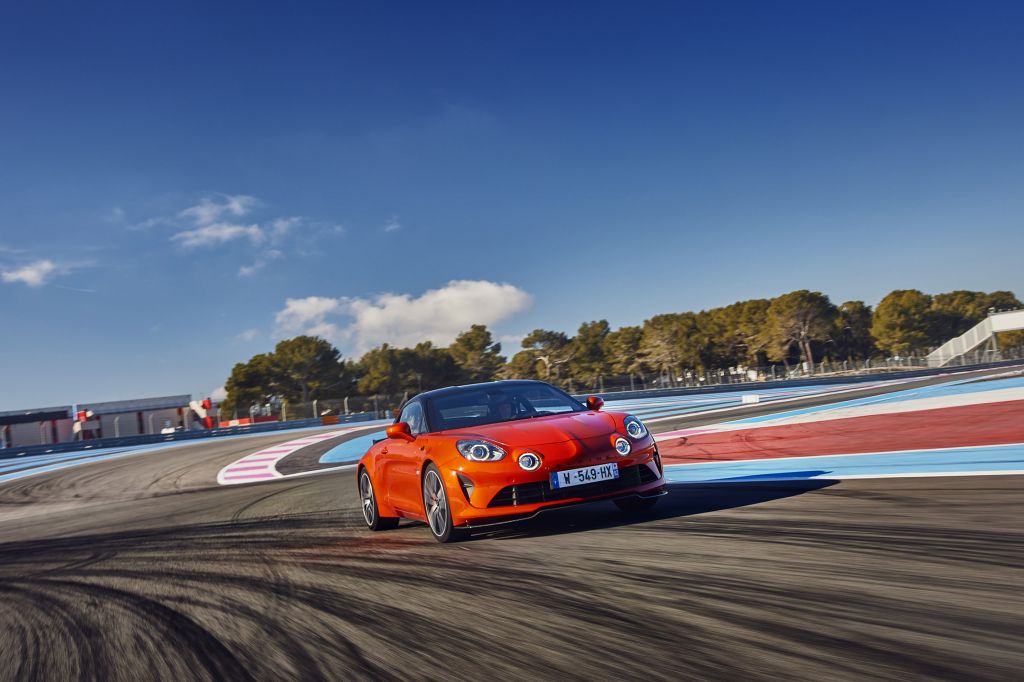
[657,400,1024,464]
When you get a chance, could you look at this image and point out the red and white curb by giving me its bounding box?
[217,429,356,485]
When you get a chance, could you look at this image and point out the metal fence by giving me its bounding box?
[562,350,1024,396]
[232,397,387,423]
[10,354,1022,460]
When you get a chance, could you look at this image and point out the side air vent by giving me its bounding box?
[456,472,475,502]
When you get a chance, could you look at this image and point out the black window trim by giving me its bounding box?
[421,382,586,434]
[397,398,429,436]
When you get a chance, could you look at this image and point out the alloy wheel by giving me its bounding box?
[360,471,375,526]
[424,470,447,537]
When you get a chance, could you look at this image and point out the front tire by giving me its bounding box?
[422,464,466,543]
[360,469,398,531]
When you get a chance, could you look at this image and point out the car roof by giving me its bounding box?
[412,380,551,402]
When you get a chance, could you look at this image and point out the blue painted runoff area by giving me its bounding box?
[663,442,1024,483]
[0,442,186,484]
[319,430,387,464]
[1,411,381,460]
[0,423,363,485]
[0,447,142,474]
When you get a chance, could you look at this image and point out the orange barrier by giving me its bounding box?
[218,415,279,428]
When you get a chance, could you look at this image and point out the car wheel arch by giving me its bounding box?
[359,461,400,519]
[419,458,438,493]
[421,458,458,514]
[357,462,375,486]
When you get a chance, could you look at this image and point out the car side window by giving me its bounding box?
[399,401,426,435]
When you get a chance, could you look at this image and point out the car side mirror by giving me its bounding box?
[586,396,604,411]
[386,421,416,442]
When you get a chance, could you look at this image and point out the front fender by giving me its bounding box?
[420,440,474,525]
[358,451,399,518]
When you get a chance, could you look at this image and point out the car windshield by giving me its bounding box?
[425,383,585,432]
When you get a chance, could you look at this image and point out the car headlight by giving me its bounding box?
[456,439,507,462]
[614,437,631,455]
[623,415,648,439]
[518,452,541,471]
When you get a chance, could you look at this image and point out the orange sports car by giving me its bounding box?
[357,380,666,542]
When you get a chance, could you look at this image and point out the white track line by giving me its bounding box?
[216,428,363,485]
[659,440,1024,466]
[669,469,1024,483]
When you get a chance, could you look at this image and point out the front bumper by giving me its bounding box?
[446,441,665,526]
[461,488,668,529]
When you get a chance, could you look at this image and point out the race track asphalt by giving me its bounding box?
[1,374,1022,681]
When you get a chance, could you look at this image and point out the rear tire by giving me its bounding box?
[615,496,659,514]
[359,469,398,531]
[422,464,466,543]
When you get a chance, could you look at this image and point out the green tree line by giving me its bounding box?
[220,289,1021,413]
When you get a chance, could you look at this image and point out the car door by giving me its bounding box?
[385,400,428,515]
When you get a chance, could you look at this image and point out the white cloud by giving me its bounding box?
[238,249,283,277]
[179,194,258,226]
[234,328,260,342]
[1,259,60,287]
[382,217,401,232]
[210,386,228,401]
[155,197,304,267]
[132,193,335,274]
[130,216,168,231]
[275,295,345,339]
[274,280,533,354]
[171,222,265,248]
[270,216,300,240]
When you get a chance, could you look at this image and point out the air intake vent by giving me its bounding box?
[488,464,645,508]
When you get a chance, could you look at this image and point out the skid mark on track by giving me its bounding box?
[229,480,320,522]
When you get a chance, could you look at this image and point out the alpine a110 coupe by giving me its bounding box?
[357,380,666,542]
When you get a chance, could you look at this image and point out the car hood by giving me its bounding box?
[443,411,618,447]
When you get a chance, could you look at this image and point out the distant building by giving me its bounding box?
[0,406,73,448]
[1,395,194,448]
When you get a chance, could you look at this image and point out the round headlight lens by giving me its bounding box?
[614,437,631,456]
[456,439,507,462]
[518,452,541,471]
[624,416,648,439]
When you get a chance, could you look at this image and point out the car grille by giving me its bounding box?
[487,463,657,508]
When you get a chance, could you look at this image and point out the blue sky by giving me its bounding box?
[1,1,1022,409]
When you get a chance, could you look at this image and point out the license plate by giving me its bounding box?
[550,463,620,489]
